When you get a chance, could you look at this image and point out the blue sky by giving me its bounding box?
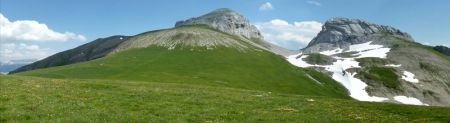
[1,0,450,65]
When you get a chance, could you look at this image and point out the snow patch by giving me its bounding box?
[287,54,317,67]
[348,41,384,52]
[288,41,390,102]
[393,96,428,106]
[354,47,390,58]
[320,49,343,56]
[401,71,419,83]
[385,64,402,67]
[287,41,432,105]
[325,58,388,101]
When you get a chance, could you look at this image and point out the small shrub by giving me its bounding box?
[419,62,436,72]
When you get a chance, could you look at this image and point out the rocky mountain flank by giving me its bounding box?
[111,25,251,53]
[176,8,297,56]
[297,18,450,106]
[10,36,130,73]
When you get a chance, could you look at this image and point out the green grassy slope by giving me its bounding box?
[1,75,449,122]
[16,46,348,99]
[15,26,349,99]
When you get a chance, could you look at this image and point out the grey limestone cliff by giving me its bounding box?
[303,17,412,53]
[175,8,298,56]
[175,8,262,40]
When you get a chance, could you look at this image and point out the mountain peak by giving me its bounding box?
[175,8,262,39]
[303,17,412,53]
[324,17,410,37]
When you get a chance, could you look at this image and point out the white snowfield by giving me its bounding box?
[394,96,428,106]
[401,71,419,83]
[288,41,426,105]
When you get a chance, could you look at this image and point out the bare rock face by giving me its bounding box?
[175,8,262,40]
[303,17,412,53]
[10,35,130,73]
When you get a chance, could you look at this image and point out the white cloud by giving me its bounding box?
[259,2,274,11]
[254,19,323,50]
[0,13,86,42]
[0,43,55,64]
[306,0,321,6]
[269,19,289,26]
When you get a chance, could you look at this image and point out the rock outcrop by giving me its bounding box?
[303,17,412,53]
[175,8,262,40]
[175,8,297,56]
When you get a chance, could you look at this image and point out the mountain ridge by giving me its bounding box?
[10,35,130,74]
[15,24,350,98]
[302,17,412,53]
[11,8,297,74]
[292,17,450,106]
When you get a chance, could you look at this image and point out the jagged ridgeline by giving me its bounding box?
[14,9,348,98]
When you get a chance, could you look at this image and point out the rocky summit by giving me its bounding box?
[176,8,297,56]
[303,17,412,53]
[175,8,262,40]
